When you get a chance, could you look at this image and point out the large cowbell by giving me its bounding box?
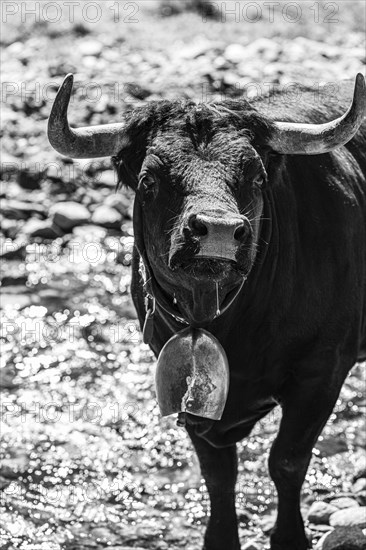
[155,328,229,420]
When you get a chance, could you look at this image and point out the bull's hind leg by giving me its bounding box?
[186,424,240,550]
[268,373,346,550]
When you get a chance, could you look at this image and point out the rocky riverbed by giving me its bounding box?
[1,2,366,548]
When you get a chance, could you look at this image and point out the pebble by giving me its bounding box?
[224,43,247,64]
[308,501,339,524]
[0,454,30,479]
[72,224,107,240]
[0,152,19,175]
[17,166,44,190]
[78,39,103,57]
[329,507,366,528]
[2,200,46,220]
[0,241,26,260]
[0,476,12,490]
[21,218,64,239]
[315,435,349,456]
[259,513,276,533]
[354,455,366,481]
[104,194,131,216]
[125,82,152,100]
[330,497,360,510]
[353,479,366,494]
[50,201,90,231]
[0,218,20,239]
[46,164,64,182]
[91,205,123,229]
[1,271,28,286]
[90,526,119,543]
[0,292,32,309]
[97,169,117,188]
[320,526,366,549]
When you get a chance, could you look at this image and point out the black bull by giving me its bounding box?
[48,74,366,550]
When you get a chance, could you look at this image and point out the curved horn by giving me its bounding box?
[48,74,125,158]
[268,73,366,155]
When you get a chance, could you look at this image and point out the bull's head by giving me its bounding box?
[48,74,366,325]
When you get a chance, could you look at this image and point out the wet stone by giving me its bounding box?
[0,476,12,490]
[17,166,44,189]
[0,454,30,479]
[50,201,90,230]
[308,501,339,525]
[329,507,366,528]
[0,264,27,286]
[353,479,366,494]
[315,435,349,456]
[97,169,117,188]
[224,43,247,64]
[354,456,366,481]
[91,205,123,229]
[0,241,26,260]
[321,526,366,550]
[78,39,103,57]
[1,199,46,220]
[330,497,360,510]
[72,224,108,240]
[103,194,131,216]
[0,218,20,239]
[21,218,64,239]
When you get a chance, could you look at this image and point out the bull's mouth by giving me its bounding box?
[170,256,246,282]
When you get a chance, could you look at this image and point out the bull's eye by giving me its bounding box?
[253,175,265,189]
[139,173,157,194]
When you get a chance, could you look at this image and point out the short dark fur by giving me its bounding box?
[113,82,366,550]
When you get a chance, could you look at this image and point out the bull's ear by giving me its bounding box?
[112,151,139,192]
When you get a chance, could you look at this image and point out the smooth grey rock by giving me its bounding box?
[21,218,63,239]
[97,169,117,187]
[321,526,366,549]
[78,39,103,57]
[353,479,366,494]
[330,507,366,528]
[0,454,30,479]
[50,201,90,230]
[224,43,247,64]
[0,241,26,260]
[17,166,44,189]
[72,224,107,240]
[2,200,46,220]
[308,501,339,524]
[315,435,348,456]
[104,194,131,216]
[330,497,360,510]
[91,205,122,229]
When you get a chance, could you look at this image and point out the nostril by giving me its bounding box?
[188,214,208,237]
[234,223,248,242]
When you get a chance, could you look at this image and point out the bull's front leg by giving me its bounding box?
[186,423,240,550]
[268,370,347,550]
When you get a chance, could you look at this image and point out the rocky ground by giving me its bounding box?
[1,1,366,549]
